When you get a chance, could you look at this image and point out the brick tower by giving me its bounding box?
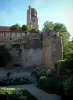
[27,6,39,30]
[43,28,63,69]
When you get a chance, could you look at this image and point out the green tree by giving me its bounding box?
[53,23,70,58]
[10,24,21,31]
[21,25,29,33]
[64,41,73,59]
[43,21,54,32]
[42,21,70,59]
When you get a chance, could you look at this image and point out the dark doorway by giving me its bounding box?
[55,63,58,70]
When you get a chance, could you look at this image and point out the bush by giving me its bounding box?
[46,69,57,77]
[39,70,46,77]
[11,78,25,85]
[38,74,64,95]
[10,78,32,85]
[0,79,7,86]
[38,76,48,90]
[63,76,73,96]
[31,70,38,77]
[6,72,12,79]
[37,54,73,97]
[39,76,47,84]
[0,77,32,86]
[45,75,61,93]
[59,58,73,76]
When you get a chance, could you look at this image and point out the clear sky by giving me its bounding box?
[0,0,73,39]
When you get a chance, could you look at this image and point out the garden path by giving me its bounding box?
[2,84,61,100]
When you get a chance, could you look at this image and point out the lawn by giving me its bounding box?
[0,88,37,100]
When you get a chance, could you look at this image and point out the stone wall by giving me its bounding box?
[51,36,63,61]
[20,48,43,67]
[43,35,62,69]
[9,48,19,56]
[43,36,53,68]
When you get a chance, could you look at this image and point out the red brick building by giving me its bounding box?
[27,6,39,30]
[0,26,10,31]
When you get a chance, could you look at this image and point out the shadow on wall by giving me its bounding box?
[24,38,43,49]
[19,38,43,67]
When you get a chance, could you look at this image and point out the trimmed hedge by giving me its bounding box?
[0,77,32,86]
[38,75,63,95]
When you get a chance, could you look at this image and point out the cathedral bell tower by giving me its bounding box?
[27,6,39,30]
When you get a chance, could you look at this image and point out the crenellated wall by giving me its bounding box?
[2,32,62,69]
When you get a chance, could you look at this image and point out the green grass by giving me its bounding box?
[0,88,37,100]
[21,88,37,100]
[0,89,15,95]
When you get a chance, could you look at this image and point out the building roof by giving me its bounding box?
[0,30,25,34]
[0,26,10,31]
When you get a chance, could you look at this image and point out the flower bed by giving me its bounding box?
[0,77,32,86]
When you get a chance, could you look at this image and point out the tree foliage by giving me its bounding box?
[64,41,73,59]
[43,21,54,32]
[58,53,73,97]
[10,24,21,31]
[42,21,71,59]
[21,25,29,33]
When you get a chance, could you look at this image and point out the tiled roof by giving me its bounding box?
[0,31,24,34]
[0,26,10,31]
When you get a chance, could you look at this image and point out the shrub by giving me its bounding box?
[39,70,46,77]
[10,78,30,85]
[38,76,48,89]
[59,59,73,76]
[31,70,38,77]
[63,76,73,96]
[45,76,60,93]
[38,74,63,95]
[0,77,32,86]
[0,79,6,86]
[6,72,12,78]
[46,69,57,77]
[39,76,47,84]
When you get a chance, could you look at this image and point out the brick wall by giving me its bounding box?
[0,26,10,31]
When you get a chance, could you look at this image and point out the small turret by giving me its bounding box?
[29,5,31,10]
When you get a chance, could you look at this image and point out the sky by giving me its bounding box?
[0,0,73,39]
